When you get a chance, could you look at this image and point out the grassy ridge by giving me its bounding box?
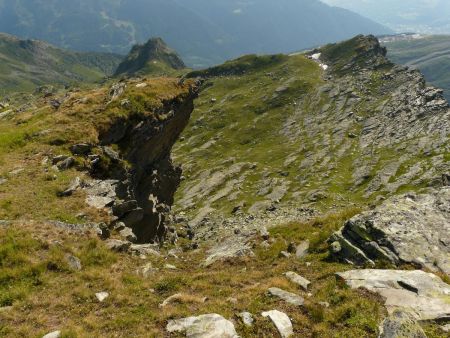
[0,33,123,93]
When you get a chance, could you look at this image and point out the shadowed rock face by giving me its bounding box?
[329,188,450,275]
[90,80,199,243]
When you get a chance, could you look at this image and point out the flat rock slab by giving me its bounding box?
[167,314,239,338]
[329,188,450,275]
[262,310,293,338]
[285,271,311,290]
[268,287,304,306]
[336,269,450,321]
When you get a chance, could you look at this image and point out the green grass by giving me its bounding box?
[0,209,396,337]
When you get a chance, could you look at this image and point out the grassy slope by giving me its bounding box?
[173,46,449,219]
[0,34,123,93]
[0,209,392,337]
[384,35,450,99]
[0,77,192,223]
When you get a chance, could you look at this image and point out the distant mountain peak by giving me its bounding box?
[114,37,186,76]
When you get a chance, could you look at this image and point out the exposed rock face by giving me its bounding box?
[85,80,199,243]
[329,188,450,275]
[336,269,450,321]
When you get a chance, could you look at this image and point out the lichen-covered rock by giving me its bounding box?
[379,311,426,338]
[329,188,450,275]
[336,269,450,321]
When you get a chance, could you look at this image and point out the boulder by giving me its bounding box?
[268,287,304,306]
[166,314,239,338]
[42,331,61,338]
[56,157,74,171]
[130,244,160,257]
[119,227,137,243]
[204,236,254,266]
[336,269,450,321]
[284,271,311,290]
[237,312,254,327]
[441,324,450,333]
[329,188,450,276]
[379,311,426,338]
[58,177,82,197]
[105,239,131,252]
[65,254,82,271]
[95,292,109,302]
[295,240,309,258]
[262,310,293,338]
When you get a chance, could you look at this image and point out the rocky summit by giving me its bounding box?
[0,34,449,337]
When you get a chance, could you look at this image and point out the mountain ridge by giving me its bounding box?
[0,32,123,93]
[114,37,186,77]
[0,0,392,67]
[0,34,448,337]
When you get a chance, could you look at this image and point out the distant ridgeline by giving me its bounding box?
[0,33,123,93]
[382,34,450,100]
[0,34,186,94]
[0,0,391,68]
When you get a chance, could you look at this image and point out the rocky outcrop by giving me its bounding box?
[114,37,185,76]
[329,188,450,275]
[336,269,450,322]
[78,80,199,243]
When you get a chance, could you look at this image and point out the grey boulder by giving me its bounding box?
[329,188,450,276]
[268,287,304,306]
[379,310,426,338]
[262,310,293,338]
[336,269,450,321]
[166,313,239,338]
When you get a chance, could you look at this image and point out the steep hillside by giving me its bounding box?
[114,38,186,77]
[0,35,448,337]
[173,35,450,238]
[0,33,122,93]
[382,34,450,100]
[0,0,391,67]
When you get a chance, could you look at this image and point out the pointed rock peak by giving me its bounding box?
[319,35,391,75]
[114,37,185,76]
